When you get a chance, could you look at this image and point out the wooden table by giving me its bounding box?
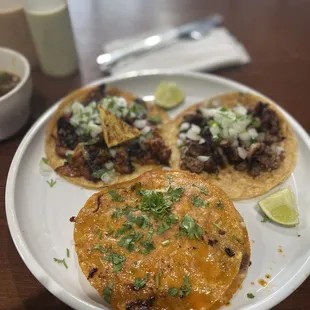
[1,0,310,309]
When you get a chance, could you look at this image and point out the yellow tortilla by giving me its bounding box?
[45,85,169,189]
[166,92,297,200]
[98,106,140,148]
[74,170,250,310]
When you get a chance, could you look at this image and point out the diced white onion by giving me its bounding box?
[276,146,285,154]
[88,121,102,138]
[190,124,201,134]
[71,101,84,114]
[248,128,258,139]
[133,119,147,129]
[198,156,210,162]
[179,133,187,140]
[231,140,239,148]
[233,105,247,116]
[130,112,136,118]
[199,138,205,144]
[141,126,151,135]
[257,132,265,142]
[179,122,190,131]
[65,150,74,156]
[101,173,112,183]
[104,162,114,170]
[237,147,248,159]
[186,131,201,141]
[109,149,117,158]
[210,124,220,137]
[176,139,184,147]
[200,108,217,118]
[239,131,250,141]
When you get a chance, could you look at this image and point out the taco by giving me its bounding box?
[45,84,171,189]
[167,92,297,200]
[74,170,250,310]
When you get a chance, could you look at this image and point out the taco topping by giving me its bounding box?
[178,101,285,177]
[54,91,171,182]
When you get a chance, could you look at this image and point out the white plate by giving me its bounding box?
[6,70,310,310]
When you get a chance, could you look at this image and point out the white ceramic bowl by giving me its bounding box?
[0,47,32,140]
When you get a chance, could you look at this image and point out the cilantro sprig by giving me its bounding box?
[192,196,209,208]
[179,215,203,240]
[103,282,113,304]
[168,275,191,297]
[109,190,124,202]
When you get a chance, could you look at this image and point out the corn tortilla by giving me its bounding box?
[45,85,169,189]
[166,92,297,200]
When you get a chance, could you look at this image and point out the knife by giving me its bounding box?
[97,14,223,72]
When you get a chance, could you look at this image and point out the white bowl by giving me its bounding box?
[0,47,32,140]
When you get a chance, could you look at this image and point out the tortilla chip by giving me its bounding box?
[98,105,140,148]
[74,170,250,309]
[45,85,170,189]
[166,92,297,200]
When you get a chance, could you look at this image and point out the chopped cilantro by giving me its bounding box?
[252,120,260,128]
[157,213,179,234]
[180,215,203,240]
[247,293,255,299]
[148,114,162,124]
[192,184,208,195]
[111,206,131,219]
[156,270,162,288]
[92,169,105,179]
[118,232,144,252]
[261,214,271,223]
[42,157,49,165]
[103,251,126,272]
[134,273,148,290]
[103,282,113,304]
[212,222,223,230]
[168,275,191,297]
[96,229,103,240]
[161,240,170,246]
[168,287,178,296]
[109,190,124,202]
[216,201,224,210]
[166,186,184,203]
[232,235,243,243]
[66,248,70,258]
[133,214,150,229]
[47,179,57,188]
[139,239,156,254]
[53,258,68,269]
[93,244,107,253]
[66,153,73,164]
[115,222,133,237]
[192,196,209,208]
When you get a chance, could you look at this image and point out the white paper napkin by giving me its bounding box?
[104,27,251,74]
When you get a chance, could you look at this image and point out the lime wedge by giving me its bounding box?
[154,81,185,109]
[258,188,299,226]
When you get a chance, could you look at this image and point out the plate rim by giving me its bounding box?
[5,69,310,310]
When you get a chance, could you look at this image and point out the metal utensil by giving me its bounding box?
[97,14,223,72]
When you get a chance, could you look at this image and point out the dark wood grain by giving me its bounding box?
[1,0,310,309]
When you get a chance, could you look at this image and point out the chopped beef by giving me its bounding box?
[55,145,68,158]
[56,163,82,177]
[180,156,204,173]
[115,148,134,174]
[221,141,241,163]
[179,101,286,177]
[84,84,106,104]
[57,117,79,149]
[69,216,76,222]
[126,296,155,310]
[183,113,206,127]
[234,161,247,171]
[144,135,171,165]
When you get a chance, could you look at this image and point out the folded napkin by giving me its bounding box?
[104,27,251,74]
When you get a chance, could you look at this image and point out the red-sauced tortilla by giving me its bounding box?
[74,170,250,310]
